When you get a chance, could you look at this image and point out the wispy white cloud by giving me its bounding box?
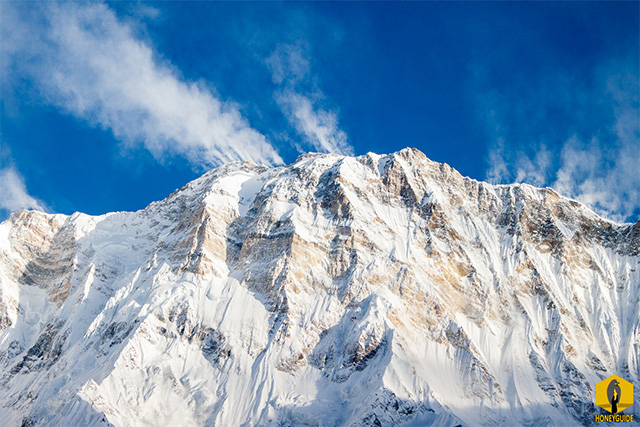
[552,73,639,221]
[486,137,509,184]
[267,43,353,156]
[515,145,551,187]
[275,90,351,156]
[0,166,46,214]
[476,57,639,222]
[1,1,282,167]
[267,43,310,86]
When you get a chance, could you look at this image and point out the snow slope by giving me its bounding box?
[0,148,638,426]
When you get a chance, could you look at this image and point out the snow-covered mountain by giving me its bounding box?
[0,148,638,426]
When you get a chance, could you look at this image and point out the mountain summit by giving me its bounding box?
[1,148,638,426]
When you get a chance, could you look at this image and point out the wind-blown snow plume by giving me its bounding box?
[0,166,45,213]
[477,58,639,222]
[1,2,282,167]
[275,90,351,155]
[552,74,640,221]
[268,43,353,156]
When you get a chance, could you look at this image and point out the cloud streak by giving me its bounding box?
[267,43,353,156]
[2,1,282,167]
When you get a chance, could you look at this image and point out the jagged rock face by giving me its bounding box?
[0,148,638,426]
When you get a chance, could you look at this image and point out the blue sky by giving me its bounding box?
[1,1,638,222]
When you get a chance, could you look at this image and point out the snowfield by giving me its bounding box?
[0,148,638,426]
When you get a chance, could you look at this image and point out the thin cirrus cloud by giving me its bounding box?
[267,43,353,156]
[2,1,283,168]
[477,58,639,223]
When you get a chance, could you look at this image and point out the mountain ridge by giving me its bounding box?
[0,148,638,426]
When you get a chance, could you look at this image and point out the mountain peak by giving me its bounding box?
[1,148,638,426]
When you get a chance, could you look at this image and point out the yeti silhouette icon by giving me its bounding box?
[608,379,622,414]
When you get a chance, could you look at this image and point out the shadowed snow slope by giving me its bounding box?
[0,148,638,426]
